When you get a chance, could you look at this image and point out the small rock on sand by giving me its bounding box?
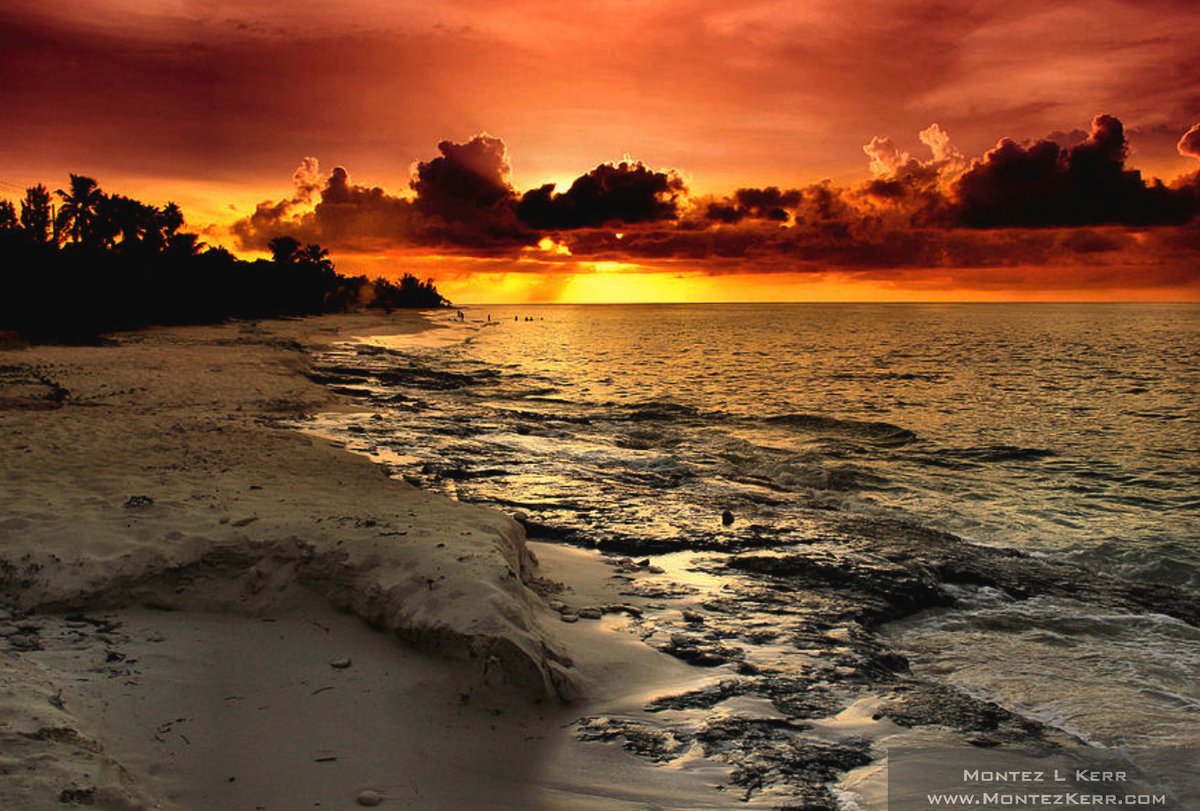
[330,657,352,669]
[548,600,567,613]
[577,607,602,620]
[356,789,383,806]
[559,613,579,623]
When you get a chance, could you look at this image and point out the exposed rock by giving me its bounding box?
[356,788,384,806]
[576,717,691,762]
[658,633,742,667]
[877,680,1053,745]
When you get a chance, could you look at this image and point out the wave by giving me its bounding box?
[620,401,702,421]
[946,445,1058,463]
[763,413,917,446]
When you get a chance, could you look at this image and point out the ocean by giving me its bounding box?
[307,303,1199,762]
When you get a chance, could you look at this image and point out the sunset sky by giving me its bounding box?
[3,0,1199,302]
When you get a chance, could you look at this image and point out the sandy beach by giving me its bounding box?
[4,310,1197,811]
[0,313,742,810]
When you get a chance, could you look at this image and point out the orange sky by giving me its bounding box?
[2,0,1200,302]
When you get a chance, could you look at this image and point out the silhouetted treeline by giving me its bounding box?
[0,175,449,342]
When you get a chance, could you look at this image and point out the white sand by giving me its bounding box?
[0,313,742,810]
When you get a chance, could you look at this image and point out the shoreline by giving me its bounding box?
[3,310,1197,810]
[299,309,1200,807]
[1,312,728,809]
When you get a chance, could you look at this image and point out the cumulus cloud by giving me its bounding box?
[705,187,803,223]
[227,115,1200,286]
[517,161,685,229]
[413,135,515,217]
[952,114,1199,227]
[232,161,414,251]
[863,135,911,177]
[233,135,535,253]
[292,156,323,202]
[408,134,532,248]
[862,123,964,189]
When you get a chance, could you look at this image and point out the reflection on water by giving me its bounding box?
[323,303,1198,581]
[307,302,1199,757]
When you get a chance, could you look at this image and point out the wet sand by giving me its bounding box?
[0,313,739,810]
[4,312,1197,810]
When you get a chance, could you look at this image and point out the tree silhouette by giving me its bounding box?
[0,200,16,232]
[1,174,451,342]
[165,232,203,258]
[268,235,302,264]
[99,194,160,249]
[55,174,103,246]
[298,243,333,272]
[19,184,53,244]
[150,202,184,252]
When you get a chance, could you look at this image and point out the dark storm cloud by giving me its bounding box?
[227,116,1200,286]
[233,136,535,253]
[566,224,1113,272]
[409,135,532,248]
[704,187,803,223]
[517,162,685,229]
[952,115,1200,228]
[413,136,516,217]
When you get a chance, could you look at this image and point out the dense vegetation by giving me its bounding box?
[0,175,449,342]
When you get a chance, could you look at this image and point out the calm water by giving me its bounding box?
[312,303,1200,748]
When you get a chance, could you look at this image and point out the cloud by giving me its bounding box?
[230,156,332,249]
[863,123,964,187]
[704,186,803,223]
[233,136,535,253]
[413,135,515,216]
[863,135,910,177]
[517,161,685,229]
[226,115,1200,292]
[409,134,532,248]
[292,157,323,202]
[952,114,1200,227]
[232,162,415,252]
[1179,123,1200,158]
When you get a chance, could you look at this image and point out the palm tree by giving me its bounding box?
[165,232,204,258]
[98,194,157,249]
[149,202,184,251]
[268,235,301,264]
[55,174,103,246]
[298,243,333,272]
[19,184,53,245]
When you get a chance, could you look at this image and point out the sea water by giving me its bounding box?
[311,302,1199,748]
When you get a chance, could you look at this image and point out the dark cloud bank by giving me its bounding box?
[233,115,1200,277]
